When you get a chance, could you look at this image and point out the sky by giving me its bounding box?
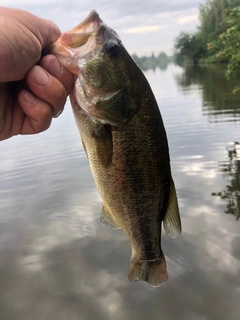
[2,0,206,56]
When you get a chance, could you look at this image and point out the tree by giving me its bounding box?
[158,52,168,61]
[208,6,240,92]
[198,0,240,40]
[174,32,206,64]
[132,52,170,71]
[174,0,240,65]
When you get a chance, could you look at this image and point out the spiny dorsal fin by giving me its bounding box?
[100,203,121,229]
[163,179,181,239]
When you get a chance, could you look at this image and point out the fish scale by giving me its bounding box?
[49,10,181,287]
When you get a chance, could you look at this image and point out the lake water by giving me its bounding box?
[0,64,240,320]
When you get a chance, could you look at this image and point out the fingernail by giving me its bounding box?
[48,59,61,76]
[34,66,49,86]
[23,91,36,103]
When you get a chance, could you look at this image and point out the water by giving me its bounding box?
[0,64,240,320]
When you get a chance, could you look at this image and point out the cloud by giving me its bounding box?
[178,14,199,25]
[124,25,164,34]
[3,0,206,55]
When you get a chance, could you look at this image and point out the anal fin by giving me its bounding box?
[163,178,182,239]
[100,204,121,229]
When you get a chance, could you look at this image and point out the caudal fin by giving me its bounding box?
[128,252,168,287]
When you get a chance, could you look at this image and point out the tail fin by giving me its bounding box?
[128,252,168,287]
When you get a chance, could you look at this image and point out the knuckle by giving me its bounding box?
[35,106,52,132]
[51,85,67,109]
[35,119,51,133]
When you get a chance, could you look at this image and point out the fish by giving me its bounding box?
[48,10,181,287]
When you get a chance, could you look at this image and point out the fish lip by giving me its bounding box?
[44,10,102,72]
[70,10,102,33]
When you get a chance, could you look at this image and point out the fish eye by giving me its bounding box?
[105,42,120,57]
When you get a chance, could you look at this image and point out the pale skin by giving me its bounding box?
[0,7,74,141]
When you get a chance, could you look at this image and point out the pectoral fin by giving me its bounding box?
[163,179,181,239]
[100,204,121,229]
[81,139,88,157]
[92,124,113,168]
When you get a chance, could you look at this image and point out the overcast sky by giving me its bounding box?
[2,0,206,55]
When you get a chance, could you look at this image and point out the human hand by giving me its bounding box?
[0,7,74,140]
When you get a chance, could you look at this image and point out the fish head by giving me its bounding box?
[49,10,139,125]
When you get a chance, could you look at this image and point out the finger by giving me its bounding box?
[25,65,68,117]
[0,83,14,140]
[0,8,61,48]
[18,90,53,134]
[40,54,75,95]
[33,16,61,48]
[0,8,61,82]
[8,97,25,138]
[0,83,8,132]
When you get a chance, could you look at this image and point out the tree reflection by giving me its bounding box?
[175,64,240,122]
[212,143,240,220]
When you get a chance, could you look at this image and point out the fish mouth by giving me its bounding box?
[45,10,102,74]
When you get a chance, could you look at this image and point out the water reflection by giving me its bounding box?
[175,64,240,122]
[212,142,240,220]
[1,65,240,319]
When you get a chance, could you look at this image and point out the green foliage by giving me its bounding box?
[208,6,240,92]
[174,0,240,65]
[199,0,229,41]
[174,32,207,64]
[132,52,171,71]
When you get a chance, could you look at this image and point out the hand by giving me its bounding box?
[0,7,74,140]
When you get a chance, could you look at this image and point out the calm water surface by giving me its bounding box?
[0,64,240,320]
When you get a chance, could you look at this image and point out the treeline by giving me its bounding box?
[132,52,172,71]
[174,0,240,84]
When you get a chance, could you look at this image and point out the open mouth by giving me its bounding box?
[45,10,102,73]
[58,10,102,50]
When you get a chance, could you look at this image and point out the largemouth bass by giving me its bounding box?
[49,11,181,287]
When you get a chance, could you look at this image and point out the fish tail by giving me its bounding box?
[128,251,168,287]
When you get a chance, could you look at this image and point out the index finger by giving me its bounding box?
[40,54,75,95]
